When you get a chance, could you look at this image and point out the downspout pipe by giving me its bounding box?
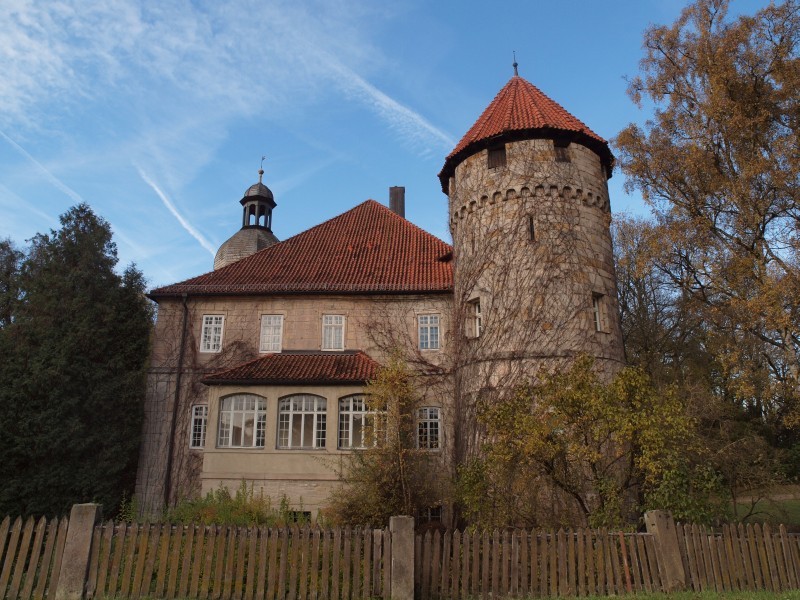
[164,293,189,508]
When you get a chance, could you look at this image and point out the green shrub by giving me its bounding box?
[164,481,310,527]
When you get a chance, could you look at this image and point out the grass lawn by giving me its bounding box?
[734,493,800,528]
[580,592,800,599]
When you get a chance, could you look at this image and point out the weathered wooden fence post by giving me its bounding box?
[390,516,414,600]
[644,510,686,592]
[55,503,102,600]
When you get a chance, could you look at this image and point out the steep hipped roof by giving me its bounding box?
[202,351,380,385]
[438,76,613,191]
[151,200,453,297]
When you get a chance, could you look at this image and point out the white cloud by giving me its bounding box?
[136,166,217,257]
[0,1,450,153]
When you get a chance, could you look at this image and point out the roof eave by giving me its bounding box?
[202,377,372,386]
[438,128,615,194]
[148,286,454,300]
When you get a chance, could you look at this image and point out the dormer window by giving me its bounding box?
[554,140,571,163]
[487,145,507,169]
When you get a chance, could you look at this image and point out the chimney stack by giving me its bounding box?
[389,186,405,218]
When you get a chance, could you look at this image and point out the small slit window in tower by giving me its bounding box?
[554,140,571,163]
[527,215,536,242]
[487,145,507,169]
[468,299,482,338]
[592,293,604,332]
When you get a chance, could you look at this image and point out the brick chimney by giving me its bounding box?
[389,186,405,218]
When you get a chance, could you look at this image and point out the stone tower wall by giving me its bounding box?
[447,138,625,456]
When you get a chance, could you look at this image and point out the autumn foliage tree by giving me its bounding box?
[325,354,446,526]
[615,0,800,428]
[460,357,721,529]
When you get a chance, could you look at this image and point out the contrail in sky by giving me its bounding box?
[344,71,456,148]
[136,166,216,257]
[318,58,455,150]
[0,129,84,204]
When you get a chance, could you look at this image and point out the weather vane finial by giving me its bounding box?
[513,51,519,77]
[259,155,266,183]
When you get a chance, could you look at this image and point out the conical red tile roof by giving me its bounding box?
[439,76,613,191]
[150,200,453,297]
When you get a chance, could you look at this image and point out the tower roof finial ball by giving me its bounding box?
[513,50,518,77]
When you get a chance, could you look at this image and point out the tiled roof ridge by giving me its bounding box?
[225,199,450,276]
[150,199,453,297]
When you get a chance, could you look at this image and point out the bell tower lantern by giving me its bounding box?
[214,167,280,270]
[241,167,276,230]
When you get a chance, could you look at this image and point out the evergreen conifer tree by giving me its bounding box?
[0,204,152,516]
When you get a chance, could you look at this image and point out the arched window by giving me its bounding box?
[217,394,267,448]
[278,394,327,449]
[338,395,384,449]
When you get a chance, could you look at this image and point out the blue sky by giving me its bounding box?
[0,0,771,287]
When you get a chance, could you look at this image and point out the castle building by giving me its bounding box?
[135,72,624,517]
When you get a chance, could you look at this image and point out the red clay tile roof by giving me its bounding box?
[202,351,381,385]
[438,76,613,191]
[151,200,453,297]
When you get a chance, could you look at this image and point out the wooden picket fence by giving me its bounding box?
[85,522,390,600]
[5,511,800,600]
[415,528,662,599]
[0,516,69,600]
[415,524,800,599]
[677,522,800,593]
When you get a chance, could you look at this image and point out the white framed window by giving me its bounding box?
[417,506,443,524]
[260,314,284,353]
[278,394,327,449]
[189,405,208,449]
[217,394,267,448]
[417,407,440,449]
[338,395,385,449]
[468,300,482,338]
[322,315,345,350]
[200,315,224,353]
[418,314,440,350]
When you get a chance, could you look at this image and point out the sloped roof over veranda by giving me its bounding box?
[202,351,380,385]
[150,200,453,298]
[438,75,614,192]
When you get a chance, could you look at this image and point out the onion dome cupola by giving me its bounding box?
[213,167,280,270]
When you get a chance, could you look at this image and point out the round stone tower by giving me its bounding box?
[439,73,625,451]
[214,168,280,270]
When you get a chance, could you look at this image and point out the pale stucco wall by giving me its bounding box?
[135,292,452,516]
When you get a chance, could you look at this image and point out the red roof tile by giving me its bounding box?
[202,351,381,385]
[439,76,613,191]
[151,200,453,297]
